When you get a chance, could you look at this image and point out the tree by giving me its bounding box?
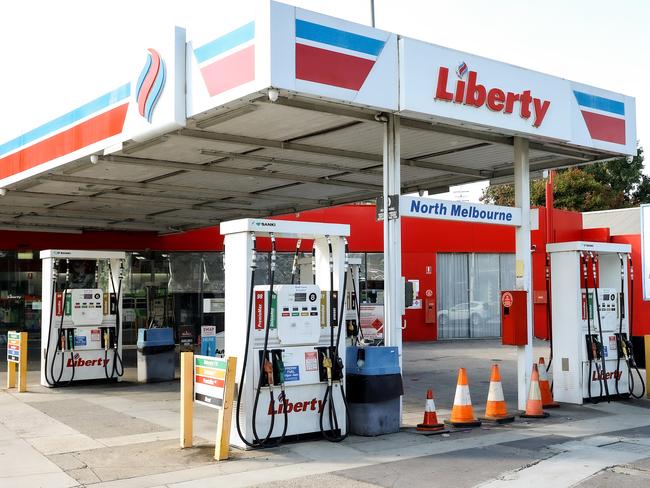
[481,146,645,211]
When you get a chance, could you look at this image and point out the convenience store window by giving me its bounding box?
[0,249,382,345]
[436,253,515,339]
[0,251,42,340]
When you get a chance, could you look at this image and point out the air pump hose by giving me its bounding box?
[250,234,288,448]
[320,237,351,442]
[583,253,602,403]
[591,253,610,402]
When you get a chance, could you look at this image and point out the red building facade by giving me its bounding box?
[1,203,647,340]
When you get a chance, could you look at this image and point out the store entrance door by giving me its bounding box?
[436,253,515,339]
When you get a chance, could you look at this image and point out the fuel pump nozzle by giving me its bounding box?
[263,355,274,389]
[322,354,333,386]
[276,353,286,385]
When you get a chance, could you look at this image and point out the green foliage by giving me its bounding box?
[481,146,646,211]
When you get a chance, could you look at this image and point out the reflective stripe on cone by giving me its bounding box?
[521,363,550,419]
[482,363,514,423]
[446,368,481,427]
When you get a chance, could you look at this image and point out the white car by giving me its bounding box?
[437,301,488,327]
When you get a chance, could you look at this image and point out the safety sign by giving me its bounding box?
[304,351,318,372]
[7,331,20,363]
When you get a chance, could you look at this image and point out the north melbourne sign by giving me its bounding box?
[401,196,521,226]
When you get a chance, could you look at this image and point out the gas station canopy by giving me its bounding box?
[0,1,636,233]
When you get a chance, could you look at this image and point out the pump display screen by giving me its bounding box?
[294,293,307,302]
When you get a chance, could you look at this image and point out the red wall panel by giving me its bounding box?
[611,234,650,336]
[402,253,437,341]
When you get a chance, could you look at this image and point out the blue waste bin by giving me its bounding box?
[346,346,403,436]
[137,328,176,382]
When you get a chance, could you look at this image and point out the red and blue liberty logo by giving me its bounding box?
[136,49,166,123]
[456,62,468,79]
[295,19,386,91]
[573,91,626,145]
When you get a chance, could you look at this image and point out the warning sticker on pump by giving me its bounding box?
[74,336,87,347]
[285,366,300,381]
[609,336,617,354]
[304,351,318,371]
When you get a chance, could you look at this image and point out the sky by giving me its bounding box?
[1,0,648,201]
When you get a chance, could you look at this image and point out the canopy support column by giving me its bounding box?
[514,136,534,410]
[382,114,402,362]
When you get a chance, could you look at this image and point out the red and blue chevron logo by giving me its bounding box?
[193,22,255,97]
[574,90,626,145]
[295,19,386,91]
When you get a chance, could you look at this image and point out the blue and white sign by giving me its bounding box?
[284,365,300,382]
[401,196,521,226]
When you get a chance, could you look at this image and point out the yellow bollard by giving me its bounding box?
[180,351,194,448]
[215,356,237,461]
[18,332,27,393]
[645,335,650,400]
[6,331,27,392]
[7,359,16,389]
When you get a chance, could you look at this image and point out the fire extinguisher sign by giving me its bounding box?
[501,292,513,308]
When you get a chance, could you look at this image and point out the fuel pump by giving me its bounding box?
[547,242,631,405]
[41,250,126,387]
[222,219,349,449]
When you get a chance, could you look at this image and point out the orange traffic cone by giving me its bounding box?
[481,364,514,423]
[446,368,482,427]
[538,357,559,408]
[416,389,446,432]
[520,364,550,418]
